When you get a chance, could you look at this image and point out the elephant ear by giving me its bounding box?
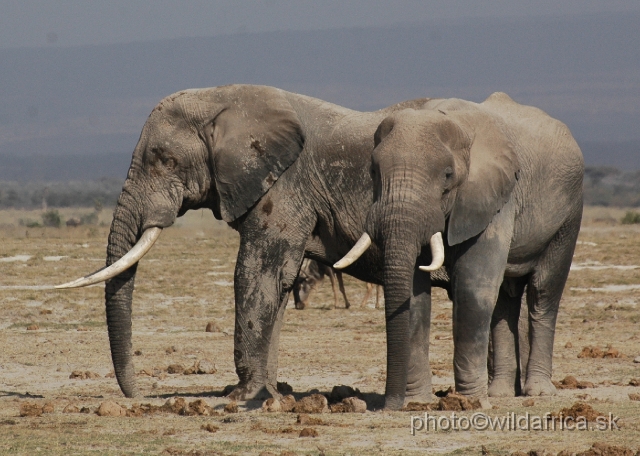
[202,91,305,222]
[447,117,520,245]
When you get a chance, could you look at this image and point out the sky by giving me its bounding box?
[2,0,640,48]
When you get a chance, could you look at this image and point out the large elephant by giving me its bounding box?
[336,93,584,400]
[57,85,436,410]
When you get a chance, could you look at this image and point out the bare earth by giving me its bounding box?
[0,206,639,455]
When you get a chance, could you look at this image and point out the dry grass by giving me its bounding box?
[0,206,639,455]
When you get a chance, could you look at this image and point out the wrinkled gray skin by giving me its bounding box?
[293,259,350,310]
[353,93,583,401]
[104,84,437,410]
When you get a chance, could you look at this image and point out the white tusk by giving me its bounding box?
[419,232,445,272]
[334,233,372,269]
[55,227,162,289]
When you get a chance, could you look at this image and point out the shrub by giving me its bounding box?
[41,210,62,228]
[621,211,640,225]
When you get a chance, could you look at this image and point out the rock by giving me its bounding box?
[26,324,39,331]
[262,398,282,413]
[224,401,239,413]
[19,402,43,417]
[42,402,54,413]
[167,364,184,374]
[201,423,219,433]
[97,400,127,417]
[196,359,217,375]
[299,427,318,437]
[634,356,640,363]
[329,397,367,413]
[63,404,80,413]
[522,398,535,407]
[205,321,221,332]
[292,394,329,414]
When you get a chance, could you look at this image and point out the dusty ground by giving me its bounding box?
[0,206,639,455]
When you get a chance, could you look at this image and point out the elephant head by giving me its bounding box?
[57,85,305,397]
[335,101,519,407]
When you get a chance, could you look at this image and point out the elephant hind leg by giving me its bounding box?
[488,276,527,397]
[523,211,582,397]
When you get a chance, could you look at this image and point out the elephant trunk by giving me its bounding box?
[105,189,143,397]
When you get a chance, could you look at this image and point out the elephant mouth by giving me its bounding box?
[334,231,445,271]
[55,227,162,289]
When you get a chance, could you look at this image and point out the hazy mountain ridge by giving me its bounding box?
[0,12,638,182]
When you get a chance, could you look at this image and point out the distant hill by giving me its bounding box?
[1,12,638,181]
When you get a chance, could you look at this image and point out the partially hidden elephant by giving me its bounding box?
[57,84,438,410]
[335,92,584,401]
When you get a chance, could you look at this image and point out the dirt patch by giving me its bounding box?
[553,375,596,389]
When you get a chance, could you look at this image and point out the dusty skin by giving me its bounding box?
[0,206,639,455]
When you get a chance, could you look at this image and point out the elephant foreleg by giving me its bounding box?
[405,267,433,405]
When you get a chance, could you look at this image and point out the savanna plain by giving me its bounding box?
[0,206,639,455]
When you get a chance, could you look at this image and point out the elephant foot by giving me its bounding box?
[403,390,433,407]
[226,381,281,401]
[523,376,557,396]
[488,377,519,397]
[294,302,306,310]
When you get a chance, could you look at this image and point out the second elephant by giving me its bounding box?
[337,92,584,400]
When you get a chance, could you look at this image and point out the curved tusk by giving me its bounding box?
[55,227,162,289]
[419,232,445,272]
[333,233,372,269]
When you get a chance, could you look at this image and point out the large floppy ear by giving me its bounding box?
[202,91,305,222]
[447,115,520,245]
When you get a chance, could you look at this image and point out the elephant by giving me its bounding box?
[335,92,584,401]
[57,84,438,410]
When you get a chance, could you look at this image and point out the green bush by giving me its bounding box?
[621,211,640,225]
[41,210,62,228]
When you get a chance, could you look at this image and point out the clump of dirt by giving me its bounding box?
[329,397,367,413]
[97,400,128,417]
[205,321,221,332]
[565,341,573,348]
[438,392,481,411]
[629,393,640,401]
[297,414,326,426]
[201,423,219,433]
[261,395,296,413]
[63,404,80,413]
[563,442,638,456]
[19,402,53,417]
[69,370,101,380]
[26,324,39,331]
[292,394,329,414]
[578,345,624,359]
[403,402,434,412]
[629,378,640,386]
[167,364,185,374]
[183,359,217,375]
[165,346,178,354]
[551,402,604,423]
[553,375,595,389]
[39,309,52,315]
[522,398,535,407]
[299,427,318,437]
[224,401,238,413]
